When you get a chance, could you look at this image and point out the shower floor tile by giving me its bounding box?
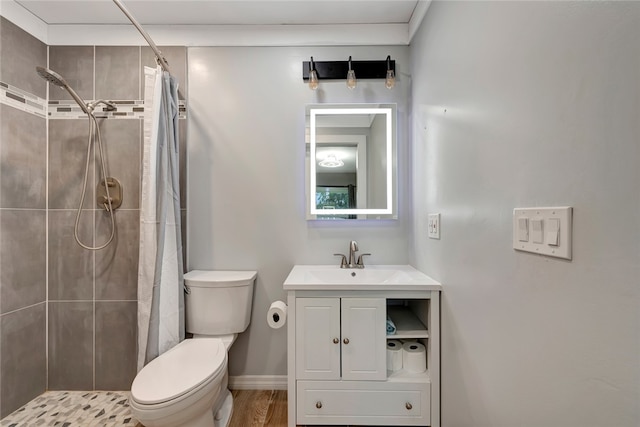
[0,390,141,426]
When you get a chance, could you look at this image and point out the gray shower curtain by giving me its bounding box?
[137,66,185,370]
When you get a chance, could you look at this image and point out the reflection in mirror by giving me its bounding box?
[305,104,396,220]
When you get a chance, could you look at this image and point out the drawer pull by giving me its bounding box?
[406,402,413,410]
[343,338,350,344]
[316,401,323,409]
[333,338,339,344]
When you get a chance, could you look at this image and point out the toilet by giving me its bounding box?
[129,270,257,427]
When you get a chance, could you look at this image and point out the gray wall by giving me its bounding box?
[187,46,410,376]
[0,16,47,418]
[410,2,640,426]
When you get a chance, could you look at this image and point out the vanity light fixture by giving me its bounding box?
[302,56,396,89]
[385,55,395,89]
[308,57,319,90]
[318,154,344,168]
[346,56,357,90]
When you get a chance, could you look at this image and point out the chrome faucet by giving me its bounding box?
[334,240,371,269]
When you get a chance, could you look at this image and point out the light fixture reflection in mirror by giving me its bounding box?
[319,154,344,168]
[309,106,394,218]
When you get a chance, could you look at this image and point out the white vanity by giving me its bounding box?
[284,265,442,427]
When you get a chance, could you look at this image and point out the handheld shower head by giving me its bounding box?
[36,66,67,87]
[36,66,91,115]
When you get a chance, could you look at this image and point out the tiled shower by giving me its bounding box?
[0,16,187,417]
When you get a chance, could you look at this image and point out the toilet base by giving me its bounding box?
[183,408,215,427]
[213,389,233,427]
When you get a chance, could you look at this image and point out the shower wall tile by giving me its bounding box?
[0,210,46,314]
[95,209,139,301]
[0,17,47,98]
[0,303,46,418]
[49,119,95,210]
[141,46,187,99]
[48,210,93,301]
[95,46,140,101]
[98,119,141,209]
[0,104,46,209]
[48,46,94,102]
[95,301,137,390]
[48,301,94,390]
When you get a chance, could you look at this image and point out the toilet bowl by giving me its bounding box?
[130,270,257,427]
[130,338,227,427]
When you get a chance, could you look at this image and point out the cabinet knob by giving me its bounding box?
[333,338,339,344]
[343,338,350,345]
[316,401,323,409]
[406,402,413,410]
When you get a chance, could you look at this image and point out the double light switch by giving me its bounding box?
[513,207,572,260]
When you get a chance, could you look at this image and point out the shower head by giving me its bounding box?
[36,66,91,115]
[36,66,67,87]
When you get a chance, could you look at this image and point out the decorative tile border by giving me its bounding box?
[48,100,146,119]
[0,81,47,118]
[0,81,186,120]
[48,99,187,120]
[0,390,140,426]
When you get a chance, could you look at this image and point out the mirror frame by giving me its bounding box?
[307,104,396,219]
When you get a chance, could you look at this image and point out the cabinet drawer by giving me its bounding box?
[297,380,430,425]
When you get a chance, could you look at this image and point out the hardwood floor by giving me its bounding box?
[230,389,288,427]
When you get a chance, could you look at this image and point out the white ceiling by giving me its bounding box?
[14,0,421,26]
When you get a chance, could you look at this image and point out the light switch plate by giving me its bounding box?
[428,213,440,239]
[513,207,572,260]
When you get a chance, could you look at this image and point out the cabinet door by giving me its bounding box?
[341,298,386,380]
[296,298,341,380]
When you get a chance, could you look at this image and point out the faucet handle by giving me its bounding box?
[356,253,371,268]
[333,253,348,268]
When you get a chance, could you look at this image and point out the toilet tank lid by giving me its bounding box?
[184,270,257,287]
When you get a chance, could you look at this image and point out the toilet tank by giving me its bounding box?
[184,270,257,335]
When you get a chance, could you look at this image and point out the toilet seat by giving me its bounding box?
[131,338,227,406]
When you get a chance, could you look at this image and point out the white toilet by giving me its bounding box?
[129,270,257,427]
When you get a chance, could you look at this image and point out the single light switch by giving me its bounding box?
[428,213,440,239]
[546,218,560,246]
[517,217,529,242]
[531,218,543,243]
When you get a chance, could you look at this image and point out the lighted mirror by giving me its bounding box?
[305,104,397,220]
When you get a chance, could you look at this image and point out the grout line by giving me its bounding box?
[139,46,142,101]
[92,44,97,391]
[0,301,47,317]
[45,43,50,392]
[49,299,138,303]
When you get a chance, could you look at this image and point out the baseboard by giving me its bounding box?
[228,375,288,390]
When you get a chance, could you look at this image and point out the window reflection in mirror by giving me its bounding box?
[305,104,397,220]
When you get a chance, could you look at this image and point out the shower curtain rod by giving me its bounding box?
[112,0,172,74]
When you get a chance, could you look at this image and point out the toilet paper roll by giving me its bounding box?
[267,301,287,329]
[386,340,403,372]
[402,342,426,373]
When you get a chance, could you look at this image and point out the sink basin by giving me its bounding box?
[284,265,441,291]
[305,268,412,284]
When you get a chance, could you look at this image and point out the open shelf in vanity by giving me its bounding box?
[284,265,442,427]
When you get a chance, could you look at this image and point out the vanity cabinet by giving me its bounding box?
[284,265,442,427]
[295,297,386,381]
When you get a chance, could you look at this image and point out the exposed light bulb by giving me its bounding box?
[346,56,356,90]
[385,69,395,89]
[346,70,356,90]
[309,69,319,90]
